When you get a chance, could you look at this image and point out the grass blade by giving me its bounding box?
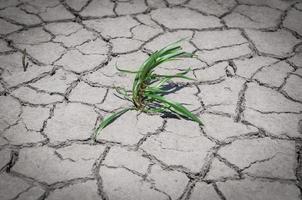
[146,93,203,125]
[94,107,133,139]
[157,37,189,55]
[115,87,132,101]
[145,86,164,95]
[144,107,167,114]
[154,74,195,81]
[152,77,170,88]
[115,63,140,74]
[154,68,196,81]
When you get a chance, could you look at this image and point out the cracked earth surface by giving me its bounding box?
[0,0,302,199]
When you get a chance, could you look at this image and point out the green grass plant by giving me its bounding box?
[94,39,203,140]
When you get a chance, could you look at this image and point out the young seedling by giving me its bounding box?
[94,39,203,140]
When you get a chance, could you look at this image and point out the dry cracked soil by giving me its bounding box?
[0,0,302,200]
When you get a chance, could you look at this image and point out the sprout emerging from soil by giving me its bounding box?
[94,39,203,140]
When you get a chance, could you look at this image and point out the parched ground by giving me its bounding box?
[0,0,302,199]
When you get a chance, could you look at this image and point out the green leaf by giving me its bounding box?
[143,107,168,114]
[146,93,203,125]
[157,52,193,64]
[144,86,164,94]
[152,77,171,88]
[115,87,132,101]
[157,37,189,55]
[94,107,133,139]
[115,63,140,74]
[153,68,196,81]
